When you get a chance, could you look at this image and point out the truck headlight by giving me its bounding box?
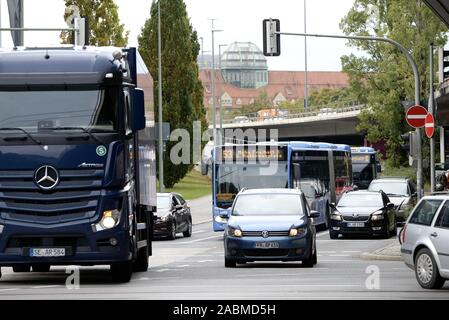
[371,211,385,221]
[92,210,121,232]
[0,225,3,234]
[289,227,306,237]
[228,227,242,237]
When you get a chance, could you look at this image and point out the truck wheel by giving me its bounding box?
[133,246,149,272]
[32,265,51,273]
[13,265,31,273]
[183,219,193,238]
[111,261,133,283]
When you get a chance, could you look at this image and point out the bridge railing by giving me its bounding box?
[223,101,367,125]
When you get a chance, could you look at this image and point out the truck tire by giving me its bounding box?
[32,265,51,273]
[111,261,133,283]
[133,246,149,272]
[13,265,31,273]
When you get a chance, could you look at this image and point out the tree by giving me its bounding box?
[138,0,207,188]
[61,0,129,46]
[340,0,447,166]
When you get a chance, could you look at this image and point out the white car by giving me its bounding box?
[400,195,449,289]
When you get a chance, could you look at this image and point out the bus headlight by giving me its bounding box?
[92,210,121,232]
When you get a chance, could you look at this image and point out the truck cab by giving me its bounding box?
[0,46,157,282]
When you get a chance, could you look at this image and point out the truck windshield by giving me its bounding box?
[0,88,118,133]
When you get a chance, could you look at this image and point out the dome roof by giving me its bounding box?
[221,42,268,70]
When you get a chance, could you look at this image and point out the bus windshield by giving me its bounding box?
[215,162,289,208]
[0,88,118,133]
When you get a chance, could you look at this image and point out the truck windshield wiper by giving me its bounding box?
[0,127,42,146]
[50,127,102,144]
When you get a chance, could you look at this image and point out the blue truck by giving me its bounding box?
[0,46,157,283]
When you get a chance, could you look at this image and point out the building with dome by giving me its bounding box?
[220,42,269,89]
[198,41,350,120]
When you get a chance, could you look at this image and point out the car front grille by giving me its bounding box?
[342,215,370,222]
[242,231,290,237]
[243,249,290,257]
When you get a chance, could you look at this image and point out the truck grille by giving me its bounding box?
[0,169,103,222]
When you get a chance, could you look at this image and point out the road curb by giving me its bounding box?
[359,252,402,262]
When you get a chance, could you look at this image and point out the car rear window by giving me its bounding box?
[409,199,443,226]
[232,194,304,216]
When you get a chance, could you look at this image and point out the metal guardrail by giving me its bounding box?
[223,102,367,125]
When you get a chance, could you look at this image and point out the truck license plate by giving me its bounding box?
[30,248,66,257]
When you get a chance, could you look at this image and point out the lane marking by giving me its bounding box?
[330,254,350,257]
[31,285,62,289]
[192,230,206,234]
[316,231,329,238]
[179,235,222,244]
[0,288,19,292]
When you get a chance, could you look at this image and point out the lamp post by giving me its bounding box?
[157,0,164,192]
[303,0,309,110]
[210,20,222,148]
[218,43,227,144]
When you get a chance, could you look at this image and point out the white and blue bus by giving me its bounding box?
[351,147,381,190]
[212,142,353,231]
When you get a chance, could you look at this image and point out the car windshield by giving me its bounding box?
[157,196,171,210]
[0,88,118,133]
[233,194,304,216]
[369,181,408,196]
[338,194,383,208]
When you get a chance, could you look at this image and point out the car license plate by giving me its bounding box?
[347,222,365,228]
[30,248,66,257]
[255,242,279,249]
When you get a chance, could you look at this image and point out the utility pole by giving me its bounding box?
[209,18,222,148]
[429,43,436,193]
[303,0,309,110]
[218,43,227,145]
[0,0,2,47]
[157,0,164,192]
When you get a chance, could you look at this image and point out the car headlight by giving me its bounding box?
[161,214,170,222]
[330,213,342,221]
[289,227,307,237]
[92,209,121,232]
[371,211,385,221]
[228,227,242,237]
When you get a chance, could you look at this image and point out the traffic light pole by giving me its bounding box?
[275,31,423,199]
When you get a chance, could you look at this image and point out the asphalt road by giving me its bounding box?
[0,199,448,300]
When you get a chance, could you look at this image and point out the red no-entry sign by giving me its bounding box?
[406,105,428,129]
[425,114,435,138]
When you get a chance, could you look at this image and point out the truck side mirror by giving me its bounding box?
[131,88,146,131]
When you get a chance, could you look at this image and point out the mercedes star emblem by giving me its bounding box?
[34,166,60,190]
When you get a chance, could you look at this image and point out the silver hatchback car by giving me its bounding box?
[400,196,449,289]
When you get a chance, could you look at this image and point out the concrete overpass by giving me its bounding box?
[211,104,368,145]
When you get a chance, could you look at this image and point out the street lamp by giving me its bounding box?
[210,25,223,147]
[218,44,228,144]
[157,0,164,192]
[304,0,309,110]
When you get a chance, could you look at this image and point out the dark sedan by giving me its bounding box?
[154,193,192,240]
[329,191,397,239]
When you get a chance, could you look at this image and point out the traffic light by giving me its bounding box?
[400,132,411,152]
[440,49,449,80]
[263,19,281,57]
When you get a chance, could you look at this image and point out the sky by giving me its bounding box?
[0,0,357,71]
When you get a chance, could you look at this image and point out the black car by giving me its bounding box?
[155,193,192,240]
[329,191,397,239]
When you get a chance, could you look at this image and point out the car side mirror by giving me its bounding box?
[411,192,417,198]
[131,88,146,132]
[352,185,359,191]
[309,211,320,219]
[329,203,336,210]
[387,203,395,210]
[175,204,183,210]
